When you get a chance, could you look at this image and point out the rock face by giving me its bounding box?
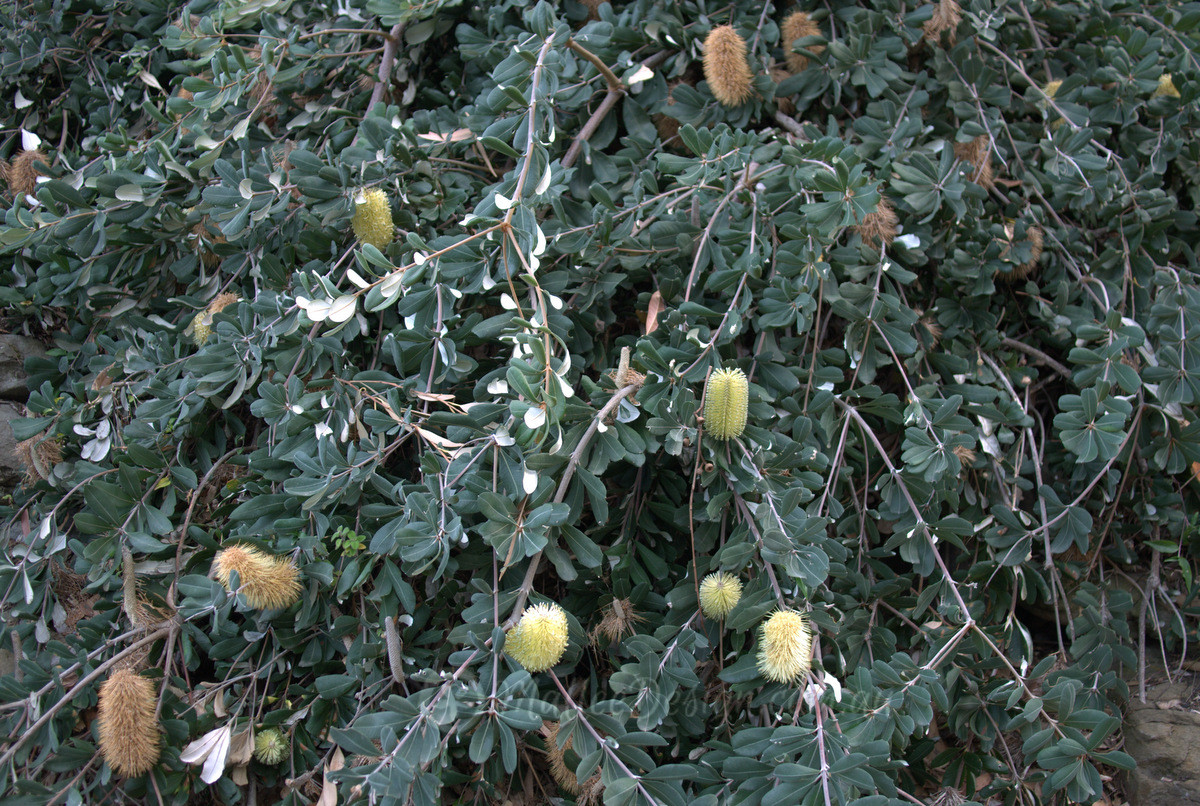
[0,334,46,401]
[0,402,25,487]
[1124,680,1200,805]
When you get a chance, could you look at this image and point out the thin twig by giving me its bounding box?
[508,384,640,624]
[1001,336,1072,379]
[368,23,406,110]
[566,39,624,90]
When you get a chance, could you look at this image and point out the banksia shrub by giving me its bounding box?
[703,26,754,107]
[699,572,742,619]
[757,610,813,684]
[703,367,749,440]
[98,669,161,776]
[780,11,822,73]
[212,545,303,610]
[351,188,394,249]
[505,602,569,672]
[9,149,48,199]
[254,728,288,765]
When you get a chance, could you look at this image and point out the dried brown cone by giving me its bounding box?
[653,82,682,144]
[15,432,62,483]
[580,0,603,20]
[703,26,755,107]
[192,220,226,267]
[924,0,963,45]
[916,311,942,350]
[591,597,644,644]
[0,158,9,186]
[952,444,976,466]
[929,787,967,806]
[577,773,605,806]
[541,720,579,793]
[98,668,161,776]
[771,67,795,115]
[855,197,899,247]
[10,149,48,199]
[953,134,995,189]
[1000,221,1044,279]
[781,11,823,73]
[208,292,239,316]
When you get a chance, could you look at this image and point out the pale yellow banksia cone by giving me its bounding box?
[781,11,823,73]
[704,367,749,440]
[254,728,288,765]
[699,572,742,619]
[212,544,303,610]
[98,669,161,776]
[352,188,394,249]
[1153,74,1181,99]
[506,602,570,672]
[703,26,754,107]
[757,609,813,684]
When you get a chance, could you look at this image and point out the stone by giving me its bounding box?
[1124,680,1200,805]
[0,334,46,401]
[0,402,24,487]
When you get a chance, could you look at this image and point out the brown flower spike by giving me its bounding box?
[781,11,823,73]
[98,669,161,776]
[855,197,899,247]
[9,149,48,199]
[953,135,995,190]
[703,26,754,107]
[924,0,963,44]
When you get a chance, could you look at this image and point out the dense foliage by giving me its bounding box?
[2,0,1200,803]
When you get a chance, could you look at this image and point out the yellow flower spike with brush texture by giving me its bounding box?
[699,572,743,619]
[212,544,302,610]
[703,26,754,107]
[506,602,570,672]
[98,669,162,776]
[757,609,813,684]
[704,367,749,440]
[352,188,394,249]
[1153,74,1181,99]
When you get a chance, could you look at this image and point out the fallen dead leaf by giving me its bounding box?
[646,290,664,334]
[316,747,345,806]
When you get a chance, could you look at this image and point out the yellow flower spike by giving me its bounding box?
[98,669,162,776]
[1153,74,1181,99]
[212,544,303,611]
[704,367,749,441]
[703,26,754,107]
[699,572,742,619]
[757,609,813,684]
[351,188,394,249]
[506,602,570,672]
